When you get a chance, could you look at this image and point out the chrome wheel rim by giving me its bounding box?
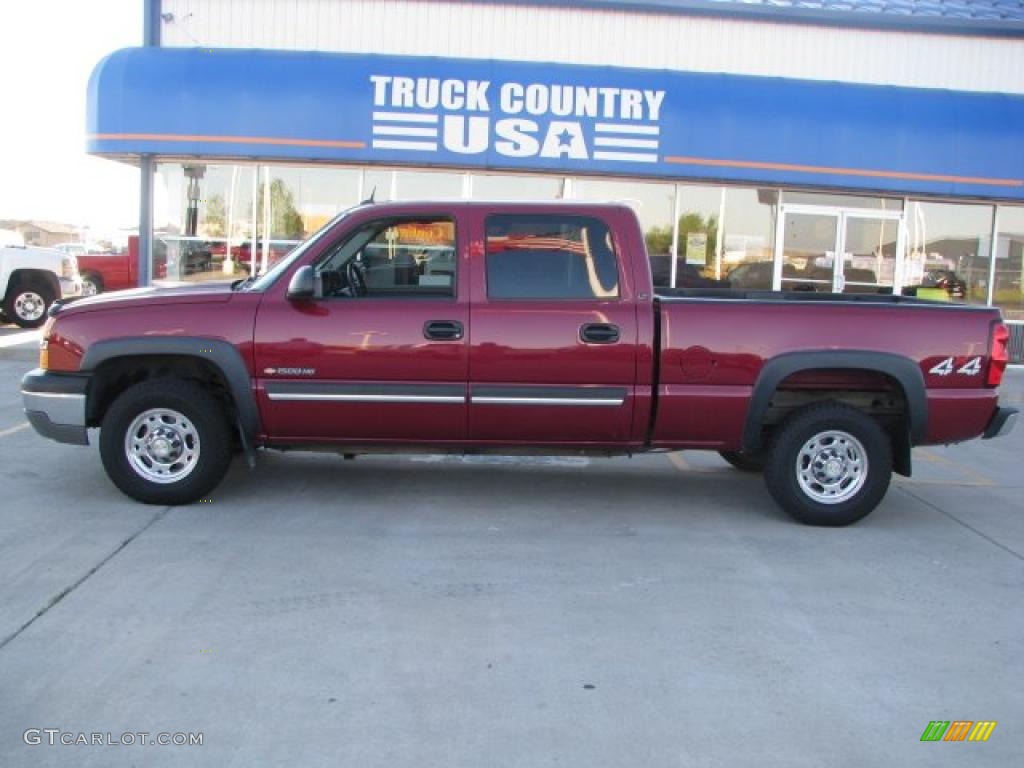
[14,291,45,321]
[81,279,98,296]
[124,408,200,484]
[795,430,867,505]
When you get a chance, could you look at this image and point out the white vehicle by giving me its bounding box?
[0,231,83,328]
[53,242,88,258]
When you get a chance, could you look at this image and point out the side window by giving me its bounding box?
[316,218,456,298]
[485,215,620,300]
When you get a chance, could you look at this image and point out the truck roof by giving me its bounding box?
[349,199,636,211]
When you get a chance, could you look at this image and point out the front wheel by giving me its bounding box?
[764,403,892,526]
[100,379,233,504]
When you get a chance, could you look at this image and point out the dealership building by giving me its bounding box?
[88,0,1024,329]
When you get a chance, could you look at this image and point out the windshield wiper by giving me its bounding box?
[231,276,256,291]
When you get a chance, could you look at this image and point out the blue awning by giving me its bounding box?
[87,47,1024,201]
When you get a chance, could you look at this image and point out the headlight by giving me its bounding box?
[61,255,79,278]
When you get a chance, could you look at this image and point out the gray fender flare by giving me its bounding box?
[742,350,927,453]
[81,337,260,460]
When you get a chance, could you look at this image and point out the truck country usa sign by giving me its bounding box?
[86,48,1024,201]
[369,76,666,164]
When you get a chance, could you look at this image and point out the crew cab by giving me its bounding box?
[1,232,82,327]
[21,202,1017,525]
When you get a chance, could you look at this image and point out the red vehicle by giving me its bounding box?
[76,247,140,295]
[209,239,296,270]
[76,238,169,294]
[22,202,1017,525]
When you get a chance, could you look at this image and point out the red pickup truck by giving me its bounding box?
[76,237,202,294]
[21,202,1017,525]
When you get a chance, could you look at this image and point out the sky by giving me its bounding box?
[0,1,142,235]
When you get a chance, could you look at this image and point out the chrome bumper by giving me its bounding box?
[21,368,89,445]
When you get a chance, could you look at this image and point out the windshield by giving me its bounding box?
[245,207,356,292]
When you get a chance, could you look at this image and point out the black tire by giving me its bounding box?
[764,403,892,526]
[100,379,233,505]
[81,272,103,296]
[3,279,55,328]
[718,449,765,472]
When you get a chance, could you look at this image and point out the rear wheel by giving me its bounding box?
[100,379,233,505]
[718,450,765,472]
[764,403,892,526]
[81,272,103,296]
[4,280,55,328]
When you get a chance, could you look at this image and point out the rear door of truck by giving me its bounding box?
[465,205,642,445]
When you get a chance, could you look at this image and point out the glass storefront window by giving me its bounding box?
[362,169,397,201]
[994,206,1024,321]
[155,163,246,283]
[907,201,993,304]
[784,191,903,211]
[720,188,777,289]
[670,185,722,288]
[394,170,464,200]
[270,166,360,236]
[472,173,563,200]
[571,178,676,286]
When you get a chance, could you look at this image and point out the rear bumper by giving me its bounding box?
[21,368,90,446]
[982,406,1018,439]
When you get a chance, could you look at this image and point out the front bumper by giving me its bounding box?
[59,277,83,299]
[982,406,1018,439]
[21,368,90,446]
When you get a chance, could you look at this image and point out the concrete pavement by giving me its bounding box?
[0,325,1021,767]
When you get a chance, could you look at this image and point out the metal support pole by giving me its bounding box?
[715,187,726,281]
[250,166,258,276]
[144,0,161,46]
[987,206,1000,307]
[138,155,154,286]
[261,166,271,275]
[669,185,680,288]
[137,0,160,286]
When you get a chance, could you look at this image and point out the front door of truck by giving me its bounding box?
[466,208,640,445]
[253,213,468,443]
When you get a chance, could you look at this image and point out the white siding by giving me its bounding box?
[157,0,1024,95]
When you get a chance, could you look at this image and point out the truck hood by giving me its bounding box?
[58,283,235,315]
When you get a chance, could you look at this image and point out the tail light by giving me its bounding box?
[988,323,1009,387]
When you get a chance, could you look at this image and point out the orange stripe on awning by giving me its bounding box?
[90,133,365,150]
[664,155,1023,188]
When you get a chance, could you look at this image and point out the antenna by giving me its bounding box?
[361,186,377,205]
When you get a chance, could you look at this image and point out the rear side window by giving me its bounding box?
[485,215,620,300]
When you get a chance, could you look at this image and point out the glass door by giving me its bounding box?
[839,214,902,294]
[775,205,904,294]
[777,210,839,292]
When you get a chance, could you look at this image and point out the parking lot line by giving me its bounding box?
[0,330,40,348]
[917,448,995,486]
[666,451,721,474]
[0,422,30,438]
[667,451,690,472]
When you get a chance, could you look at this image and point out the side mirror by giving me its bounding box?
[286,265,315,301]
